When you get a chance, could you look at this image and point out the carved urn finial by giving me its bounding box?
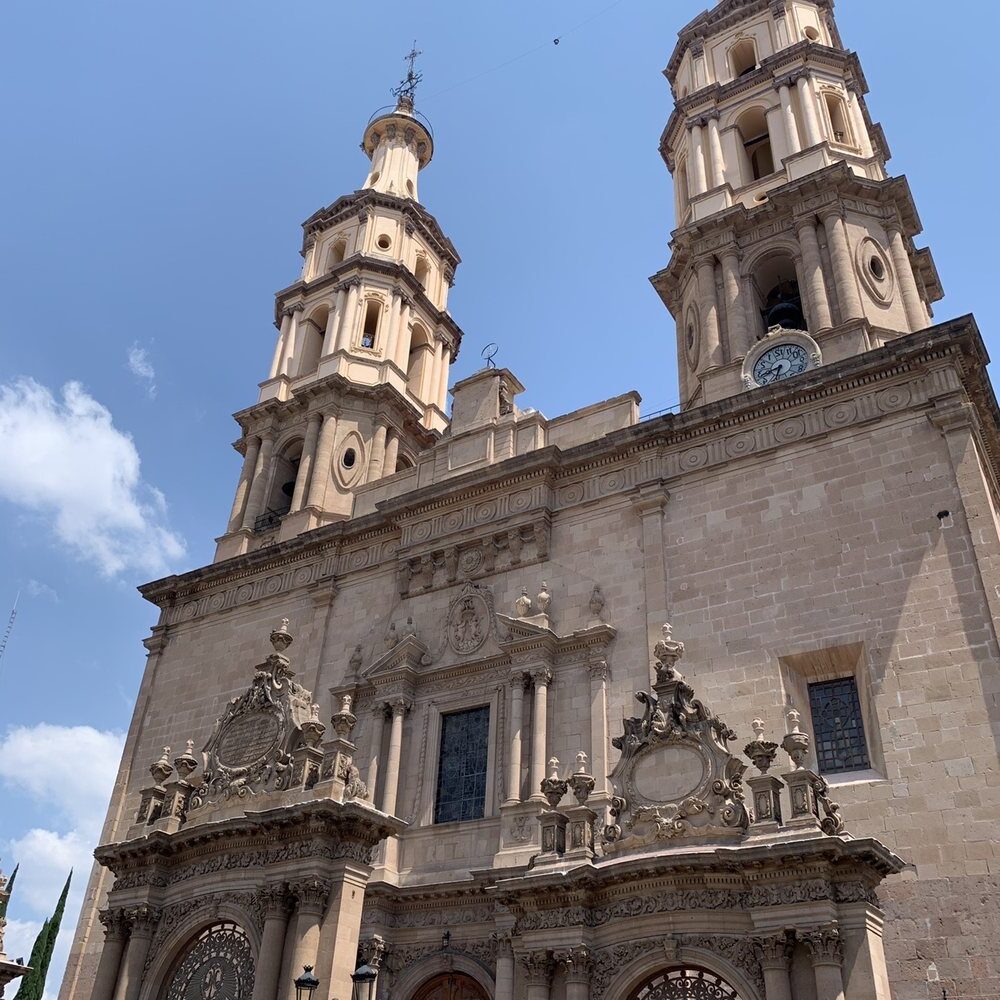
[540,757,568,808]
[782,708,811,768]
[652,622,685,684]
[270,619,294,653]
[537,582,552,614]
[173,740,198,780]
[744,718,779,774]
[300,704,326,749]
[568,751,596,805]
[331,693,358,741]
[150,747,173,786]
[514,587,532,618]
[588,585,606,621]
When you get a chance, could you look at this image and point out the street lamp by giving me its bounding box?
[350,963,378,1000]
[294,966,320,1000]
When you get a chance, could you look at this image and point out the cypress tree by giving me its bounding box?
[14,871,72,1000]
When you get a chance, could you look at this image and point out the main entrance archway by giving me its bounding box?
[631,967,743,1000]
[411,972,491,1000]
[161,922,255,1000]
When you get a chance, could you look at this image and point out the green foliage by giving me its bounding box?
[13,872,72,1000]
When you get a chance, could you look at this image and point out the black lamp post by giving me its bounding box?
[294,966,320,1000]
[350,962,378,1000]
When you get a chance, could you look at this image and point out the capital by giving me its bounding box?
[531,667,553,687]
[803,928,844,966]
[289,877,331,915]
[98,907,130,942]
[517,951,554,987]
[588,656,609,682]
[389,696,412,716]
[124,904,161,936]
[756,932,792,970]
[258,882,292,919]
[556,947,593,985]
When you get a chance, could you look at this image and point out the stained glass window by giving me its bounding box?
[163,922,254,1000]
[434,706,489,824]
[808,677,870,774]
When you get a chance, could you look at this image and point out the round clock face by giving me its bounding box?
[752,342,810,385]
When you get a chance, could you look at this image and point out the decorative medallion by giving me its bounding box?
[163,923,254,1000]
[445,583,493,655]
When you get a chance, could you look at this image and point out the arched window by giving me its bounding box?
[296,307,327,376]
[824,92,853,146]
[327,238,347,269]
[414,256,431,289]
[752,253,807,334]
[632,967,743,1000]
[729,38,758,79]
[162,923,255,1000]
[736,107,775,183]
[395,454,414,473]
[261,440,302,527]
[360,300,381,349]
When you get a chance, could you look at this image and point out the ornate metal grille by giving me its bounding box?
[634,968,742,1000]
[163,922,254,1000]
[808,677,870,774]
[434,706,489,824]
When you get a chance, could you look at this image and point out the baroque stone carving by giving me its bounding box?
[446,584,491,655]
[603,624,747,851]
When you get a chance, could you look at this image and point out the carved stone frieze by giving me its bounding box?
[361,902,494,930]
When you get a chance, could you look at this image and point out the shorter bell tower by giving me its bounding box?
[216,55,464,562]
[651,0,943,408]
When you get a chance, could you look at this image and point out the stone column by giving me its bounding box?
[367,423,388,481]
[529,668,552,800]
[90,909,129,1000]
[796,217,833,331]
[519,951,553,1000]
[696,256,723,368]
[847,88,875,158]
[382,433,400,477]
[560,948,593,1000]
[721,249,750,357]
[305,415,337,510]
[689,120,708,195]
[758,934,793,1000]
[822,210,864,321]
[367,703,387,798]
[251,885,291,1000]
[269,312,291,379]
[384,291,402,364]
[279,306,302,377]
[240,433,274,530]
[707,115,725,189]
[887,223,927,331]
[286,880,331,1000]
[779,81,801,155]
[335,280,361,353]
[436,344,453,412]
[505,671,527,805]
[227,436,261,532]
[805,930,846,1000]
[589,654,610,797]
[495,936,515,1000]
[796,74,823,147]
[290,414,322,513]
[766,104,790,168]
[380,698,410,816]
[323,286,348,356]
[113,906,159,1000]
[394,299,414,371]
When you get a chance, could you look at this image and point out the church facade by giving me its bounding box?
[60,2,1000,1000]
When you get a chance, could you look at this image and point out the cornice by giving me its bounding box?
[301,189,460,270]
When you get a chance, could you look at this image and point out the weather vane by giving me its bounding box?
[391,41,423,101]
[482,343,499,370]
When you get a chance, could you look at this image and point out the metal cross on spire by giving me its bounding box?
[391,41,423,101]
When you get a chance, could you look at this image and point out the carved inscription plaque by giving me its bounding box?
[217,710,280,769]
[632,745,705,803]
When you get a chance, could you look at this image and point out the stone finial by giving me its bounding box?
[514,587,532,618]
[270,619,294,653]
[568,751,596,805]
[744,716,779,774]
[548,757,560,781]
[340,694,353,714]
[588,585,606,621]
[782,708,811,769]
[652,622,685,683]
[536,582,552,614]
[575,750,588,773]
[384,622,398,649]
[173,740,198,780]
[150,747,173,785]
[752,718,765,740]
[400,616,417,639]
[331,694,358,741]
[540,757,568,809]
[311,703,321,723]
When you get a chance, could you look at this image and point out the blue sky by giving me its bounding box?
[0,0,997,990]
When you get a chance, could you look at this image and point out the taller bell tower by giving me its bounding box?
[216,60,464,562]
[651,0,943,408]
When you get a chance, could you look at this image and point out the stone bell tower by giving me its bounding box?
[651,0,944,408]
[216,56,464,563]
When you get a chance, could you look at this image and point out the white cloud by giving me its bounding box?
[126,343,156,398]
[3,916,42,966]
[0,724,125,1000]
[25,579,59,603]
[0,378,185,576]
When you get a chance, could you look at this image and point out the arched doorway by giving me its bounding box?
[160,922,255,1000]
[411,972,490,1000]
[631,966,743,1000]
